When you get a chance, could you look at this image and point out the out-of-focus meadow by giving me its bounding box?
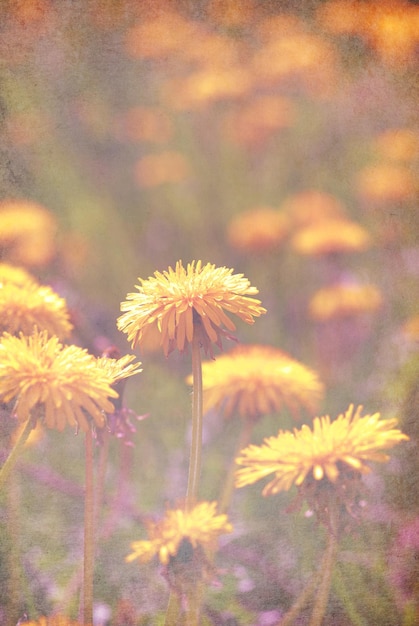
[0,0,418,624]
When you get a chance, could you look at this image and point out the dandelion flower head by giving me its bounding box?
[190,344,324,420]
[126,501,233,565]
[118,260,266,356]
[0,280,73,339]
[235,404,408,496]
[0,330,119,432]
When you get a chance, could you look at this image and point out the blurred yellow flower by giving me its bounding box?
[163,67,251,110]
[317,0,419,66]
[113,106,174,144]
[355,164,416,204]
[126,501,233,565]
[373,128,419,163]
[134,151,190,187]
[308,284,383,320]
[223,96,295,150]
[291,219,371,255]
[0,281,73,339]
[118,260,266,356]
[281,190,346,228]
[226,207,289,253]
[0,262,37,286]
[0,200,57,267]
[192,344,324,420]
[402,315,419,342]
[0,330,119,432]
[235,405,408,496]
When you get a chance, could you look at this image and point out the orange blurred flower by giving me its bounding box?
[0,200,57,267]
[251,31,337,96]
[124,12,200,60]
[223,96,295,149]
[163,67,251,110]
[226,207,289,253]
[308,283,383,320]
[291,219,371,256]
[373,129,419,163]
[134,151,190,187]
[113,106,174,144]
[318,0,419,66]
[355,164,416,204]
[281,190,347,228]
[206,0,255,27]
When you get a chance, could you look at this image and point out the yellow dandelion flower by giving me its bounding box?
[0,262,37,286]
[0,281,73,338]
[226,208,289,253]
[95,353,143,383]
[126,501,233,565]
[0,199,57,267]
[291,219,371,256]
[117,260,266,356]
[0,330,119,432]
[355,164,416,204]
[235,405,408,496]
[308,283,383,321]
[189,345,324,420]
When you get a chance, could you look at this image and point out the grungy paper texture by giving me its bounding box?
[0,1,418,625]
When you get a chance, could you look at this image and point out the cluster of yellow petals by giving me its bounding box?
[0,280,73,339]
[0,330,122,432]
[0,262,36,286]
[235,405,408,496]
[95,353,143,383]
[291,219,371,256]
[118,260,266,356]
[308,283,383,320]
[194,344,324,419]
[126,501,233,565]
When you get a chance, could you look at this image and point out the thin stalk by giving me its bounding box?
[308,513,339,626]
[83,427,95,626]
[185,580,204,626]
[164,592,182,626]
[0,417,34,490]
[219,417,254,514]
[278,567,320,626]
[186,330,203,508]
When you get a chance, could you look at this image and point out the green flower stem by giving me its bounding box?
[0,416,35,490]
[186,330,203,508]
[164,592,182,626]
[279,567,321,626]
[186,580,204,626]
[308,513,339,626]
[219,417,254,514]
[83,427,95,626]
